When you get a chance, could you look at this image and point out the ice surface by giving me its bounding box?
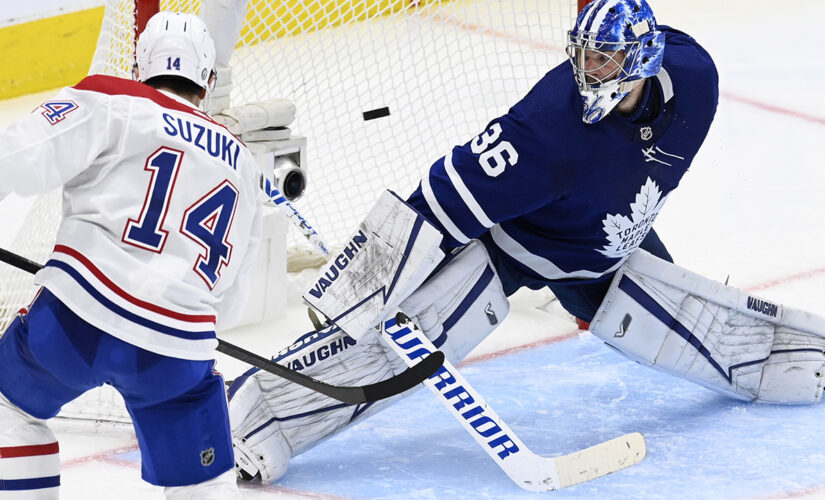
[1,0,824,498]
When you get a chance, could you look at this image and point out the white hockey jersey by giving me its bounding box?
[0,75,264,360]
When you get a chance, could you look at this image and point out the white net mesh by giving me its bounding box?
[0,0,578,423]
[87,0,138,78]
[0,192,62,333]
[228,0,575,252]
[87,0,577,252]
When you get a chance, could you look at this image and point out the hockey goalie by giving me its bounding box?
[227,0,825,485]
[228,192,825,483]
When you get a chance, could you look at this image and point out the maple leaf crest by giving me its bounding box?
[598,177,668,258]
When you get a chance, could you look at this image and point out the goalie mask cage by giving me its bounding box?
[0,0,585,423]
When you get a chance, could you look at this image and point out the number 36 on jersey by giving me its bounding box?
[470,123,519,177]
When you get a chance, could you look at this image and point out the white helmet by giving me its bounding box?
[135,12,216,90]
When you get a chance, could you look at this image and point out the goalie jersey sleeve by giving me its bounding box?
[408,27,718,284]
[0,75,265,360]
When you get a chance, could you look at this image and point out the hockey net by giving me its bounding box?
[0,0,583,423]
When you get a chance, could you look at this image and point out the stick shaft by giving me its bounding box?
[0,247,441,404]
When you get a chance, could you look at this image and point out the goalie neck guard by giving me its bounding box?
[566,0,665,124]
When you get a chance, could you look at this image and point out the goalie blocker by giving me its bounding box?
[228,192,509,482]
[590,249,825,404]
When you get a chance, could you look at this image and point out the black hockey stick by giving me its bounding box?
[0,247,444,404]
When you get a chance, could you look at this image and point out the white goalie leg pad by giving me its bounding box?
[228,325,406,482]
[164,469,239,500]
[400,240,510,362]
[0,392,60,499]
[303,190,445,339]
[228,241,508,482]
[590,249,825,404]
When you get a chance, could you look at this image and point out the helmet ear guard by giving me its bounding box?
[566,0,665,124]
[200,69,219,111]
[206,69,218,94]
[631,29,665,81]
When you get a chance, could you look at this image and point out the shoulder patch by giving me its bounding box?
[39,101,79,125]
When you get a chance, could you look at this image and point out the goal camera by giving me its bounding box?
[272,156,306,201]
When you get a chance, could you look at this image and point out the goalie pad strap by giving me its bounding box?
[590,249,825,404]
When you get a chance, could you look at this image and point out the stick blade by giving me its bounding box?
[361,350,445,402]
[554,432,647,489]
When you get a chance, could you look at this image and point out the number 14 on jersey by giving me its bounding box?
[123,147,239,289]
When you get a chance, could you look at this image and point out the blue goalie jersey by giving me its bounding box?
[407,27,718,296]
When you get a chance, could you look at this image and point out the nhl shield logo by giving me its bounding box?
[201,447,215,466]
[639,126,653,141]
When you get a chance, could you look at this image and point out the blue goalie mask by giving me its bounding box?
[566,0,665,124]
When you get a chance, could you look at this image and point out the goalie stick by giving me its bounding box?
[264,181,329,255]
[269,193,647,491]
[381,316,646,491]
[0,246,444,405]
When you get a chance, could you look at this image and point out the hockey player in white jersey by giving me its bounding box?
[0,12,260,499]
[227,0,825,485]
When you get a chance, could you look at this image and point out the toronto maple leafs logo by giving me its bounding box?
[598,178,668,258]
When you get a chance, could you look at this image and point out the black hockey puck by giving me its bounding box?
[363,106,390,121]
